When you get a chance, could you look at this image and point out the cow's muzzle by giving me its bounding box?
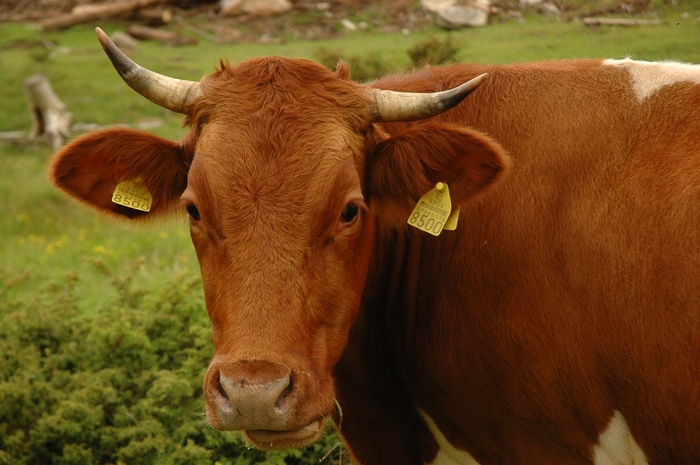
[244,421,325,450]
[204,359,324,449]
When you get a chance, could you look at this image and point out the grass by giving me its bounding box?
[1,141,197,311]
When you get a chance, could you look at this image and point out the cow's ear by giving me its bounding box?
[367,122,509,226]
[49,127,191,220]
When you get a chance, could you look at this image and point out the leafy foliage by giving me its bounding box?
[314,46,396,82]
[315,35,462,83]
[406,35,461,67]
[0,264,343,465]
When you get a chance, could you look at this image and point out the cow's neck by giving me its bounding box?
[334,225,469,465]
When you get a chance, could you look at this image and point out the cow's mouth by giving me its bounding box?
[245,419,325,450]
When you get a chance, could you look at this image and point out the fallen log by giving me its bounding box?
[0,131,28,141]
[0,120,164,146]
[39,0,168,31]
[582,17,662,27]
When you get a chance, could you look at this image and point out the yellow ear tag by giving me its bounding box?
[111,178,152,212]
[444,207,460,231]
[407,182,455,236]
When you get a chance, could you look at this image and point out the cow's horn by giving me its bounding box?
[366,73,489,122]
[95,27,201,114]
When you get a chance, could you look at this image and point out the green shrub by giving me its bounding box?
[314,35,461,83]
[315,46,395,82]
[0,263,343,464]
[406,35,460,67]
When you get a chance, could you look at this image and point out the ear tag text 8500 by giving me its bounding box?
[407,182,457,236]
[112,178,152,212]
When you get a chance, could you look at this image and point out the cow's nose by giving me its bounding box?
[218,368,293,410]
[206,360,294,431]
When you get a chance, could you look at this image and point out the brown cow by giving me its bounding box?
[49,28,700,465]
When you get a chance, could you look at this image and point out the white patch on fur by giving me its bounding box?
[419,411,481,465]
[604,58,700,101]
[592,410,649,465]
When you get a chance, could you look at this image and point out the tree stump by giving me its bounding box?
[23,74,72,149]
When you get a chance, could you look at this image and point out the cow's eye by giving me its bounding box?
[186,203,201,221]
[340,202,359,224]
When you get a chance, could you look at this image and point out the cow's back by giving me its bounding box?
[349,59,700,464]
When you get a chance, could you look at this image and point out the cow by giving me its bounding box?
[49,27,700,465]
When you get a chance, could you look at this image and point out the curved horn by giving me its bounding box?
[366,73,489,122]
[95,27,202,114]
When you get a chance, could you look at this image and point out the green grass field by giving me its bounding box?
[1,1,699,463]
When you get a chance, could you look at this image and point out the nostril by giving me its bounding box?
[217,375,228,399]
[275,373,294,409]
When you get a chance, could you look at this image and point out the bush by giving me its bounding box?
[406,35,460,67]
[315,35,461,83]
[0,263,343,464]
[315,46,395,82]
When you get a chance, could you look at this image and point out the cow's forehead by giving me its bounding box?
[186,118,367,243]
[191,114,364,194]
[185,58,371,176]
[194,56,373,126]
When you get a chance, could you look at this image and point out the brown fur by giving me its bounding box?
[49,56,700,464]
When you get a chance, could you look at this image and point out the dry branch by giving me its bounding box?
[582,17,662,27]
[127,25,198,45]
[39,0,169,31]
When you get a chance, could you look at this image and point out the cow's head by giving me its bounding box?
[49,28,508,449]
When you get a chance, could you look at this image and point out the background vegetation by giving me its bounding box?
[1,1,699,463]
